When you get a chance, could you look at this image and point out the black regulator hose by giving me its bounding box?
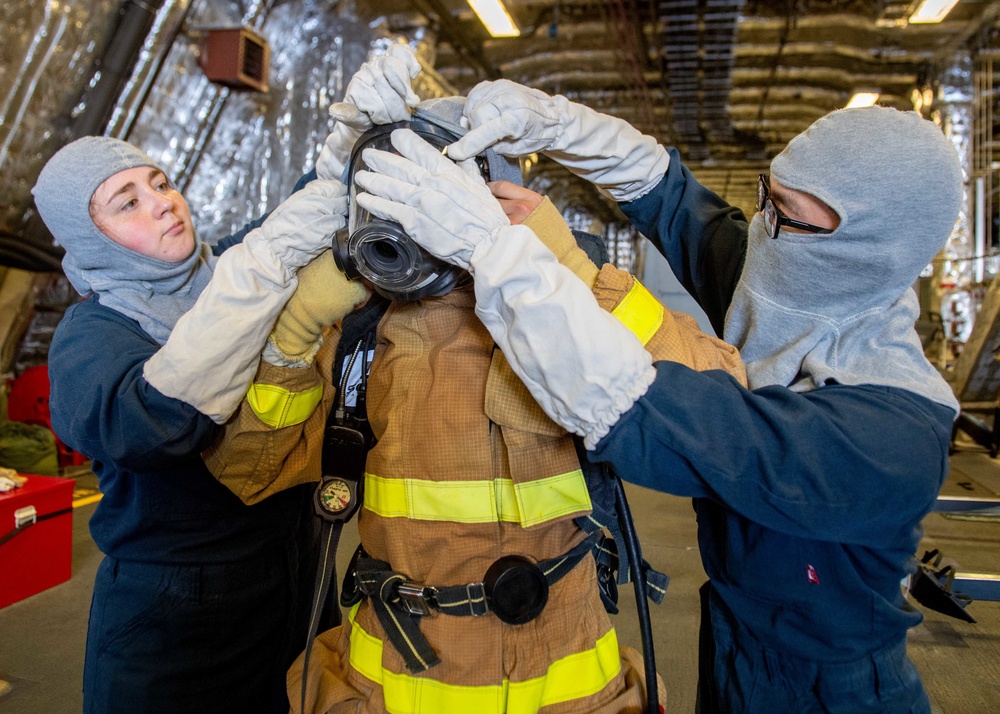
[613,472,660,714]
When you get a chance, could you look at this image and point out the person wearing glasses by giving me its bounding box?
[349,85,963,714]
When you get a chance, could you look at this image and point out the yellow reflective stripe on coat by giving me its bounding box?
[611,279,664,346]
[363,471,592,527]
[347,605,622,714]
[246,382,323,428]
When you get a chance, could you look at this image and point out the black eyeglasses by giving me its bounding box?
[756,174,834,240]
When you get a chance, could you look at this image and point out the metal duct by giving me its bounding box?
[12,0,175,271]
[925,53,983,366]
[657,0,747,162]
[74,0,169,138]
[0,0,123,271]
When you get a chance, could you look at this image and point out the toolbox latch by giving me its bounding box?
[14,505,37,529]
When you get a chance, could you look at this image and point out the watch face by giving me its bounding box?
[319,478,352,514]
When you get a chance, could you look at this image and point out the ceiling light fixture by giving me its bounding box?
[846,91,880,108]
[909,0,960,24]
[469,0,520,37]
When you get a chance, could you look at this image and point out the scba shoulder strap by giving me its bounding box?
[300,297,387,714]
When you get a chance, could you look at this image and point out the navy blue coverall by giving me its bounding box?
[592,151,951,713]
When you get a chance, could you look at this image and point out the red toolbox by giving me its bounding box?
[0,474,74,609]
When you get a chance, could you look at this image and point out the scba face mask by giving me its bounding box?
[334,107,522,301]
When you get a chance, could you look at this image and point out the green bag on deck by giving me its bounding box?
[0,420,59,476]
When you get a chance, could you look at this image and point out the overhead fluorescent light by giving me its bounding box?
[909,0,960,24]
[469,0,520,37]
[846,91,880,108]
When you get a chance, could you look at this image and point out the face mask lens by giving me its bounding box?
[350,230,423,285]
[340,119,471,301]
[373,241,398,262]
[365,238,405,272]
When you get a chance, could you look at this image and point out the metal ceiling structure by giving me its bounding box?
[363,0,1000,214]
[3,0,999,275]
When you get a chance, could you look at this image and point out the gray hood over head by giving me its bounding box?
[723,106,961,413]
[32,136,216,344]
[413,96,467,136]
[414,96,522,185]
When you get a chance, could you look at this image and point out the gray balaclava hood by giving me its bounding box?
[414,96,523,185]
[723,106,960,413]
[32,136,216,344]
[414,96,467,134]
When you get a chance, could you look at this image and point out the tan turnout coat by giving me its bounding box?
[205,201,746,714]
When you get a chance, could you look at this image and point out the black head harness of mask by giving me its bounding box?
[333,108,522,302]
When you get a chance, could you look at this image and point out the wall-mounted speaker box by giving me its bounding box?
[199,27,270,93]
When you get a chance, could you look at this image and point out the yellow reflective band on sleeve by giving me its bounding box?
[363,471,592,528]
[246,382,323,428]
[348,606,622,714]
[611,279,664,346]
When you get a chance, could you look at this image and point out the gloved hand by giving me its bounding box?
[471,225,655,449]
[256,179,348,271]
[143,180,347,423]
[352,128,653,447]
[266,249,367,365]
[315,43,421,181]
[447,79,669,203]
[491,181,600,288]
[354,128,509,269]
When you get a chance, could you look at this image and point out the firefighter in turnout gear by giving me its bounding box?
[204,43,746,714]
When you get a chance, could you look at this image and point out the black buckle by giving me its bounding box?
[396,582,438,617]
[484,555,549,625]
[340,545,364,608]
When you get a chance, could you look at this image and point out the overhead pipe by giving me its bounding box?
[410,0,502,80]
[112,0,196,141]
[73,0,168,138]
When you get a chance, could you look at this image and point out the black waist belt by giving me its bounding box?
[351,531,601,673]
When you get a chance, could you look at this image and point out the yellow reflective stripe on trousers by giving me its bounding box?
[611,279,664,346]
[363,471,592,527]
[246,382,322,428]
[347,605,622,714]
